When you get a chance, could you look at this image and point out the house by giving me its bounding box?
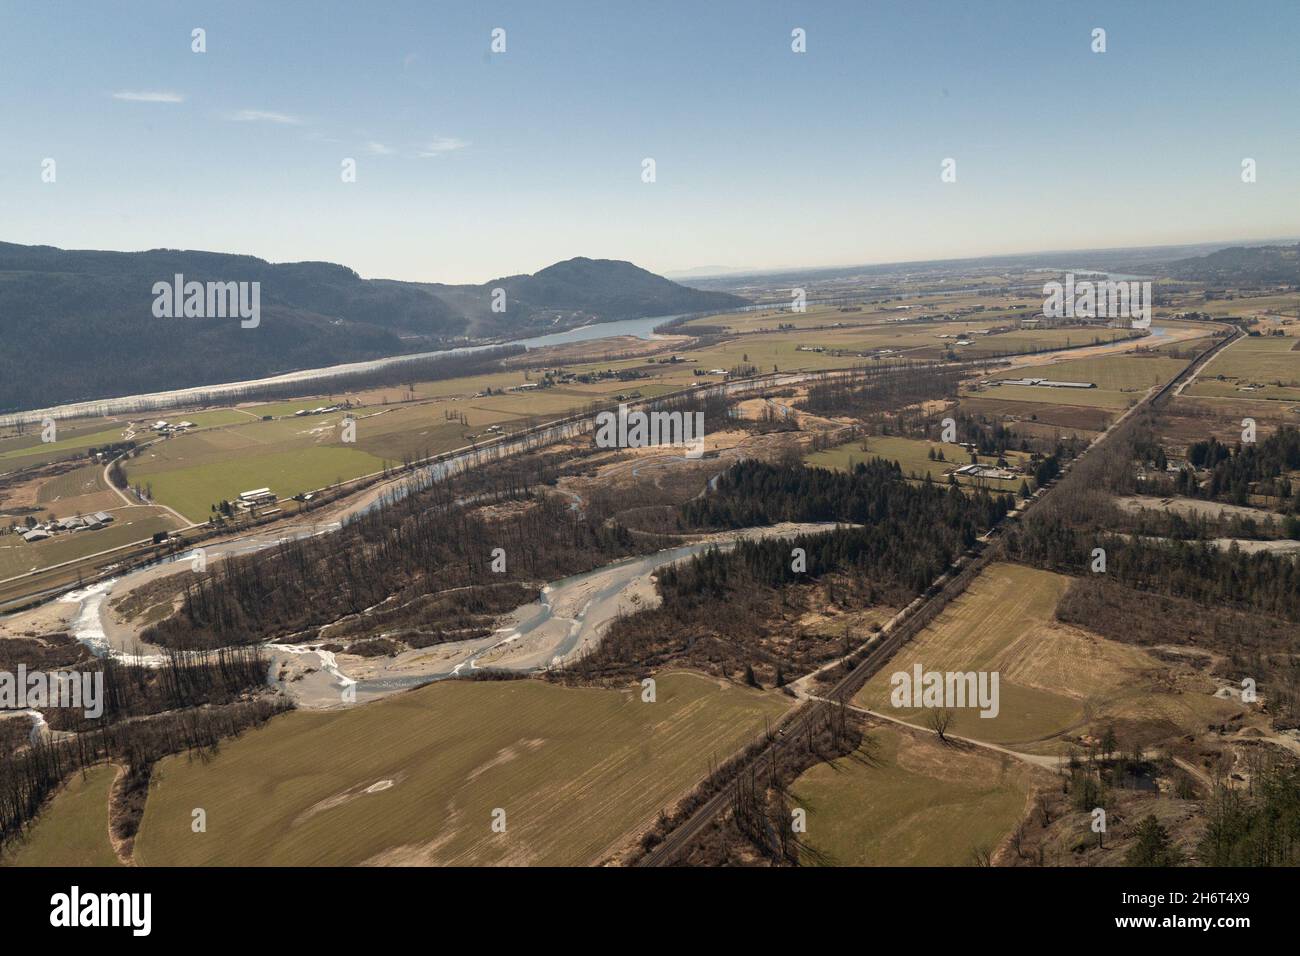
[22,529,51,542]
[93,511,114,524]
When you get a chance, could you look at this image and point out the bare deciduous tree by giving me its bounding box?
[927,707,954,742]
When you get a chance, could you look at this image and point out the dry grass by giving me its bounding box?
[135,672,791,866]
[854,563,1240,753]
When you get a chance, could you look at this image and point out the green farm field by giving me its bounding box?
[980,355,1188,409]
[790,722,1039,866]
[0,507,181,580]
[1,764,122,867]
[0,422,130,473]
[124,364,726,521]
[174,409,262,428]
[135,672,791,866]
[954,327,1136,358]
[805,436,1029,492]
[1186,334,1300,401]
[129,445,391,522]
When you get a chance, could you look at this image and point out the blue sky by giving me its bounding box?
[1,0,1297,282]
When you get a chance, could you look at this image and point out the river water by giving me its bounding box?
[3,314,680,425]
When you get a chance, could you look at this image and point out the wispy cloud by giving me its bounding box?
[112,91,185,103]
[227,109,304,125]
[418,136,469,157]
[366,141,395,155]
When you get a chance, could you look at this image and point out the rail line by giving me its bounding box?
[638,322,1242,866]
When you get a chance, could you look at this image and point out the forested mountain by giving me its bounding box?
[0,243,747,412]
[1159,242,1300,285]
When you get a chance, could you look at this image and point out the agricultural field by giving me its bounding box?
[129,444,391,523]
[18,318,1182,532]
[34,464,121,519]
[957,396,1113,434]
[790,722,1041,866]
[134,671,791,866]
[0,421,130,473]
[1175,292,1300,320]
[174,409,262,428]
[684,321,1145,376]
[1185,334,1300,402]
[978,355,1188,409]
[685,293,1044,335]
[1006,353,1190,390]
[124,372,704,521]
[853,563,1239,754]
[682,304,882,333]
[1163,395,1300,444]
[0,506,181,580]
[0,764,122,867]
[953,327,1135,358]
[805,436,1030,492]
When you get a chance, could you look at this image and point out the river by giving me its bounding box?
[2,313,680,426]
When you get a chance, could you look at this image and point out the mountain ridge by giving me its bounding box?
[0,242,746,412]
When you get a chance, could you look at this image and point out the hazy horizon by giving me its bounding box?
[7,233,1297,288]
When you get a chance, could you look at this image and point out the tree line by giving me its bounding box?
[800,362,963,418]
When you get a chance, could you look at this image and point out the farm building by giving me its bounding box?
[992,378,1095,389]
[237,488,277,510]
[952,463,1019,481]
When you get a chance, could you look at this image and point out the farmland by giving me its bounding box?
[852,563,1239,753]
[957,396,1113,434]
[26,464,129,526]
[1185,334,1300,402]
[122,369,711,521]
[7,316,1184,533]
[0,421,130,473]
[134,672,790,866]
[0,506,181,580]
[805,436,1029,492]
[978,355,1188,409]
[0,764,121,867]
[790,722,1041,866]
[129,444,392,523]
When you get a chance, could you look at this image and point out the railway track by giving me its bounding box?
[638,322,1242,867]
